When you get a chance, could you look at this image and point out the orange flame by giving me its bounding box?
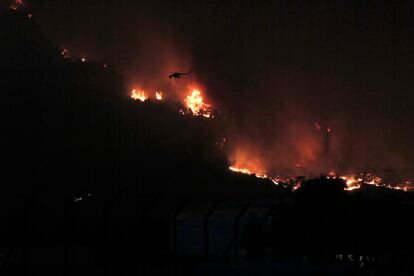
[131,89,147,102]
[339,175,362,191]
[229,166,255,175]
[155,91,163,100]
[129,85,213,117]
[184,89,211,117]
[229,166,285,185]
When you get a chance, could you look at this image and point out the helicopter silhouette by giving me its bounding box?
[169,71,192,79]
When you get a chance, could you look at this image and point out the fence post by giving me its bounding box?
[204,202,220,257]
[234,203,251,262]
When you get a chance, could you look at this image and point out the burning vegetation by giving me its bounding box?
[229,165,413,192]
[130,86,213,118]
[184,89,212,118]
[130,89,147,102]
[155,91,163,100]
[130,89,164,102]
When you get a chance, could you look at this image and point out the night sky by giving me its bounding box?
[6,0,414,178]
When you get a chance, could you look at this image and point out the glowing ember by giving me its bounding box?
[10,0,24,10]
[131,89,147,102]
[155,91,163,100]
[61,48,70,59]
[81,57,87,63]
[184,89,212,117]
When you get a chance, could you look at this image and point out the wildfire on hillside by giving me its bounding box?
[127,80,413,193]
[56,45,413,193]
[228,165,413,192]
